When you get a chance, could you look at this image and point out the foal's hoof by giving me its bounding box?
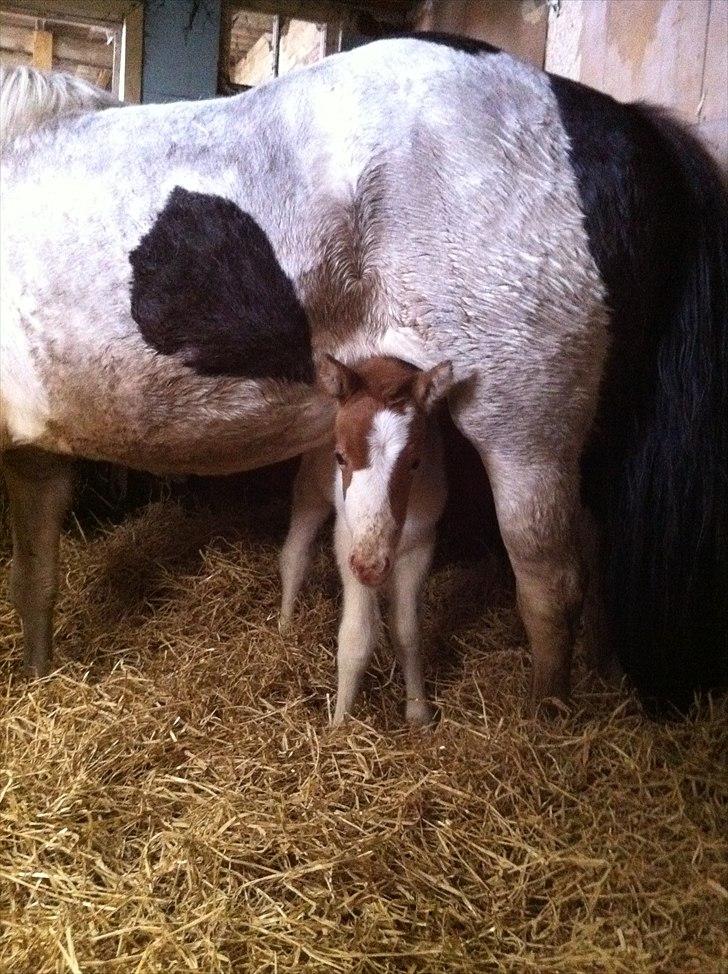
[406,700,435,727]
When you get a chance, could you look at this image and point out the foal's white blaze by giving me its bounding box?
[342,407,413,554]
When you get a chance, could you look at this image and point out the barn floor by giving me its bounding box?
[1,491,726,973]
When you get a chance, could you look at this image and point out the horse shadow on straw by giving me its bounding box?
[46,459,301,674]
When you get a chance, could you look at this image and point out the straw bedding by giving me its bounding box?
[1,486,726,973]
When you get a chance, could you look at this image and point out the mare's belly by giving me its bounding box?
[3,349,334,475]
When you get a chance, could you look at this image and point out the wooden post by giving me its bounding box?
[271,15,281,78]
[33,28,53,70]
[121,2,144,103]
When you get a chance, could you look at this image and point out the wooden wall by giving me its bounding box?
[414,0,549,66]
[0,9,119,91]
[414,0,727,168]
[0,1,143,102]
[231,16,327,86]
[546,0,727,167]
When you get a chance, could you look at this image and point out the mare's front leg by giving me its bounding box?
[332,517,380,725]
[2,447,74,676]
[279,447,333,627]
[386,542,436,726]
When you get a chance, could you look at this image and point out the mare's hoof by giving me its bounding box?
[23,659,51,679]
[529,693,571,718]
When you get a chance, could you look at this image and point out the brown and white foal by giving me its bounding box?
[280,355,453,725]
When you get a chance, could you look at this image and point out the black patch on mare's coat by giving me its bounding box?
[549,76,685,501]
[129,187,313,383]
[551,74,728,711]
[549,77,684,392]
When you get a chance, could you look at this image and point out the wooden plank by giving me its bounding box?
[425,0,548,68]
[544,0,725,165]
[0,48,31,67]
[7,1,135,24]
[56,29,114,67]
[700,0,728,125]
[1,23,114,68]
[229,0,411,22]
[545,0,718,123]
[695,0,728,166]
[410,0,433,31]
[572,0,610,91]
[545,0,581,77]
[545,0,602,81]
[32,28,53,69]
[696,118,728,169]
[279,18,327,75]
[111,23,122,96]
[120,1,142,102]
[0,22,36,56]
[231,31,273,85]
[53,54,105,76]
[600,0,710,119]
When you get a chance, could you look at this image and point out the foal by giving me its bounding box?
[280,355,453,725]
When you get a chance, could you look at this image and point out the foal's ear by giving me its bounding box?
[413,360,454,411]
[317,354,361,402]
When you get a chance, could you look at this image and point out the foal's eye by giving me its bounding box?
[411,459,421,471]
[335,451,346,466]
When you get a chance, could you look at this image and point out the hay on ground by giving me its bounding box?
[1,497,726,973]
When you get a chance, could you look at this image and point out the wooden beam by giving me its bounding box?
[271,14,280,77]
[32,28,53,69]
[2,23,114,68]
[228,0,412,25]
[120,1,142,102]
[0,48,31,67]
[111,20,122,96]
[7,1,137,24]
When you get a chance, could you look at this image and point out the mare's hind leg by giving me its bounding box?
[2,448,74,676]
[487,455,585,708]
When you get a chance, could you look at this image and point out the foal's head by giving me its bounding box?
[319,354,453,587]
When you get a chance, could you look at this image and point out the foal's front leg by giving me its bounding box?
[387,542,436,726]
[279,448,333,627]
[332,519,380,725]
